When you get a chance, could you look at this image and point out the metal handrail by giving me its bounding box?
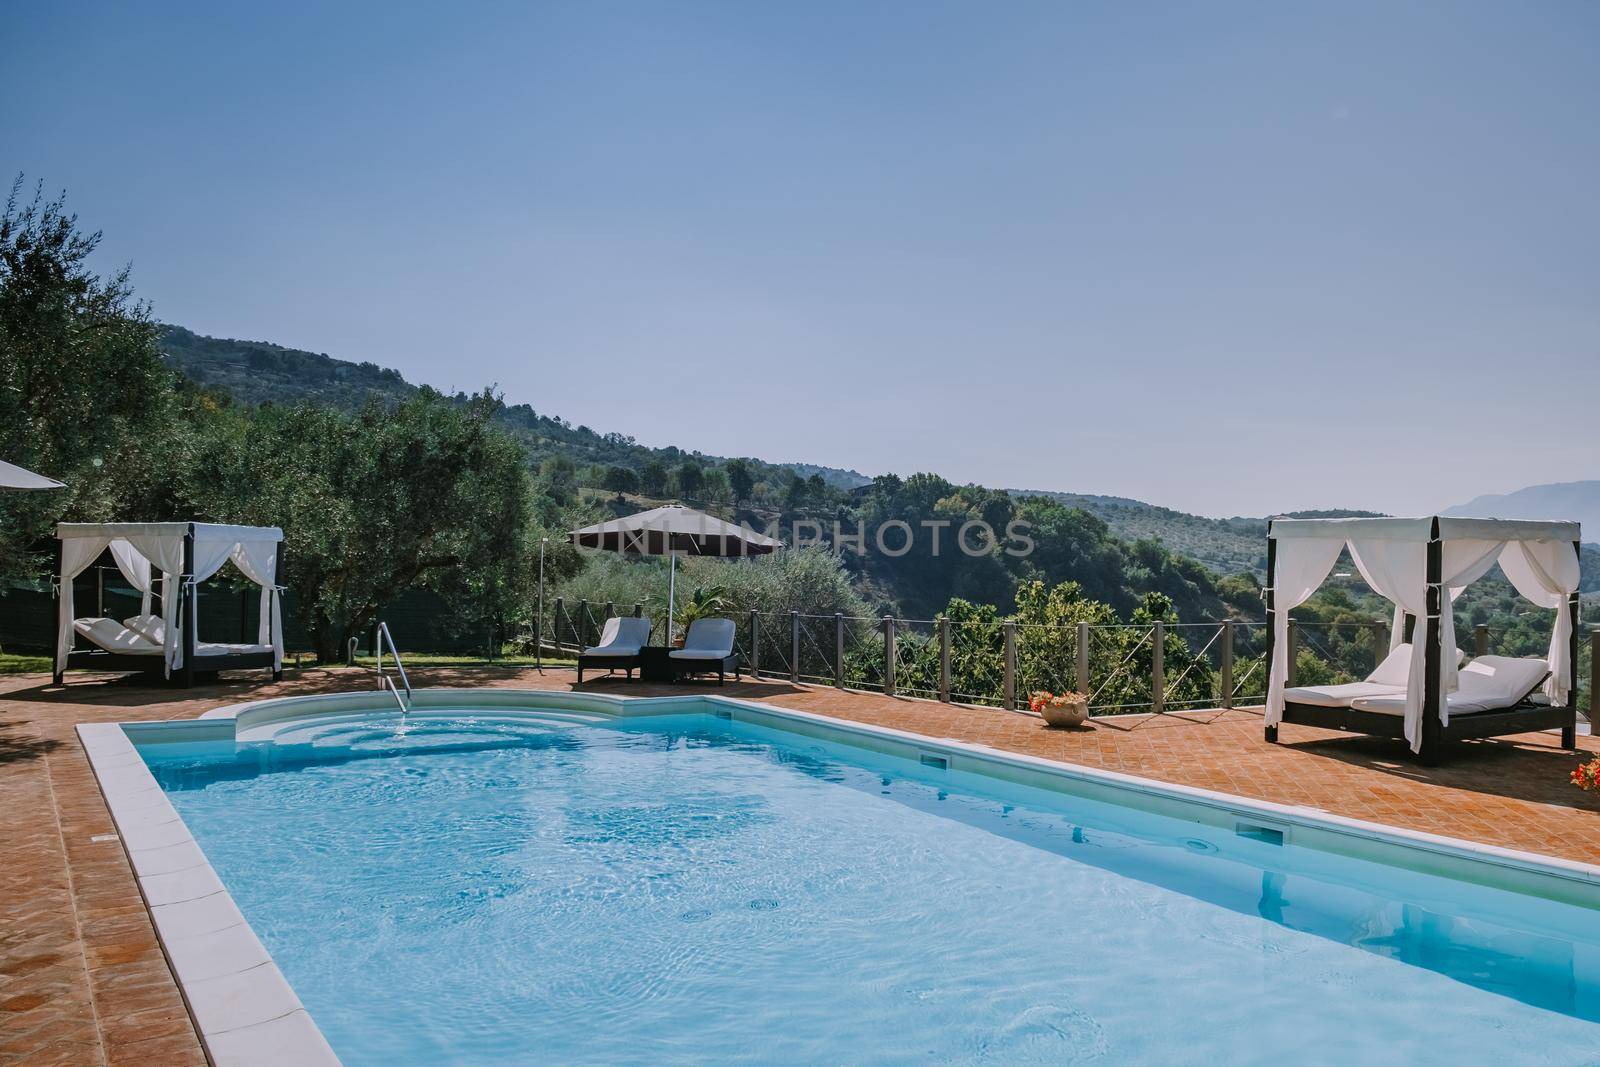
[375,621,412,714]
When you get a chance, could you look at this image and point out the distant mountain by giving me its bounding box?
[1444,481,1600,541]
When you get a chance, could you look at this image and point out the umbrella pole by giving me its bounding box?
[667,553,677,646]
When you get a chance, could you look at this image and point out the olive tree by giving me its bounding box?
[187,388,534,662]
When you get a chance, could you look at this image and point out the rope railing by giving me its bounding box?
[520,603,1596,725]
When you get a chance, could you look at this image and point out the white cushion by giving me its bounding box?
[586,617,651,655]
[1362,643,1463,687]
[1352,657,1549,716]
[1347,696,1408,716]
[679,618,736,655]
[74,617,162,655]
[1456,656,1550,703]
[123,614,165,644]
[195,642,273,656]
[1365,644,1414,687]
[1283,682,1406,708]
[668,648,732,661]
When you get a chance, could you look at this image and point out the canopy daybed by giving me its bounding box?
[54,522,285,686]
[1263,516,1582,764]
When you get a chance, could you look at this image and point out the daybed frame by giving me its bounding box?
[55,525,284,687]
[1263,517,1579,765]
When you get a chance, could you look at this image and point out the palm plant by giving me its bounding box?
[673,584,729,638]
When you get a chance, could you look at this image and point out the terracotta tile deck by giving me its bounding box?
[3,665,1598,1063]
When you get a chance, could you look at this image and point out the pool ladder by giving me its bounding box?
[375,621,413,722]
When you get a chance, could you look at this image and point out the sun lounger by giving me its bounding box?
[1350,656,1551,718]
[74,617,163,655]
[122,615,271,657]
[576,616,653,684]
[1281,643,1462,708]
[667,618,739,685]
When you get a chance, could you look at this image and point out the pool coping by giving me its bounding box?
[81,686,1600,1064]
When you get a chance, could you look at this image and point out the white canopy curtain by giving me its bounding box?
[1499,540,1583,705]
[1266,517,1581,752]
[56,522,284,677]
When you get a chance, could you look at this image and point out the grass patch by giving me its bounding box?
[0,653,52,674]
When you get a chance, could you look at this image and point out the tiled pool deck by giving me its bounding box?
[3,666,1597,1064]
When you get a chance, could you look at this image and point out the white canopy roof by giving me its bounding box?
[58,521,284,545]
[1270,516,1580,543]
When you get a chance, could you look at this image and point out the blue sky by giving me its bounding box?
[5,1,1596,517]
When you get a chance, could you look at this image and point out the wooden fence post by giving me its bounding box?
[749,610,760,679]
[834,613,845,690]
[883,616,895,696]
[1002,621,1016,710]
[1220,620,1234,709]
[938,616,951,703]
[1076,621,1090,697]
[1151,620,1165,715]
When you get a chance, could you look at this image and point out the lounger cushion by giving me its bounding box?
[1282,681,1407,708]
[669,618,736,661]
[584,617,651,656]
[74,617,162,655]
[123,614,165,644]
[195,642,273,656]
[1365,644,1414,687]
[1351,656,1550,717]
[1362,643,1464,687]
[1456,656,1550,702]
[1283,644,1467,708]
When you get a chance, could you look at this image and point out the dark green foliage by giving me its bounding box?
[602,465,639,498]
[0,178,181,583]
[725,458,755,503]
[184,389,534,662]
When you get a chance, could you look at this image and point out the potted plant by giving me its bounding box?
[1029,690,1089,728]
[1571,759,1600,792]
[672,585,729,647]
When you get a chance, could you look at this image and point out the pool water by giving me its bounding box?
[140,710,1600,1065]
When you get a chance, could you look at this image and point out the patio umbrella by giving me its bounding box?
[0,459,65,491]
[569,504,781,644]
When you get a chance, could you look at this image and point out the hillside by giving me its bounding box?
[161,326,1596,600]
[159,326,862,491]
[1007,491,1386,577]
[1008,490,1266,575]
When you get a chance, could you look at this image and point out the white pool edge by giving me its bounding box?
[83,686,1600,1065]
[77,719,340,1067]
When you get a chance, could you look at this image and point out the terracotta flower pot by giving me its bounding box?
[1038,696,1088,728]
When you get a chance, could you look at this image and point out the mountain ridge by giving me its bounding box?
[1443,481,1600,537]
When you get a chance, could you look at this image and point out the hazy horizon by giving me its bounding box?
[5,1,1597,517]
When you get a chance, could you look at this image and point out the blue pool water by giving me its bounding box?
[139,709,1600,1065]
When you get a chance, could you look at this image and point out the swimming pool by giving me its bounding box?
[109,693,1600,1065]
